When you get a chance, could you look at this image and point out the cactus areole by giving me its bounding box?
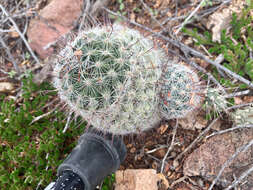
[53,24,165,134]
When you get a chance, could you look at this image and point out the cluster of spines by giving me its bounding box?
[233,105,253,125]
[203,87,228,115]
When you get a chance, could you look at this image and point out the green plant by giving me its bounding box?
[118,0,125,11]
[53,24,165,135]
[159,64,202,119]
[233,105,253,125]
[182,4,253,89]
[116,0,127,16]
[0,75,85,189]
[102,174,115,190]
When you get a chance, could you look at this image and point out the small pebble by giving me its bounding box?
[130,147,136,153]
[172,160,179,170]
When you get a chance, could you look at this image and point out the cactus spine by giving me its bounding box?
[53,24,165,135]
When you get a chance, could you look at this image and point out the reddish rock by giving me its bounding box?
[27,0,83,58]
[183,129,253,189]
[115,169,158,190]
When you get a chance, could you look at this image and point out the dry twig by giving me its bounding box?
[227,102,253,110]
[104,8,253,88]
[29,107,57,125]
[63,112,72,133]
[224,164,253,190]
[225,90,252,98]
[175,0,206,34]
[214,54,226,77]
[78,0,91,33]
[174,118,219,162]
[160,119,178,173]
[206,124,253,139]
[0,4,40,65]
[0,35,20,74]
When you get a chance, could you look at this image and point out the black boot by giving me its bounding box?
[53,132,126,190]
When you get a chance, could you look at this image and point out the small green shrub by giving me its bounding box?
[203,87,228,114]
[101,174,115,190]
[0,75,85,190]
[183,4,253,89]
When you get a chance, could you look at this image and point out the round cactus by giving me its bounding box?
[53,24,165,134]
[158,64,202,119]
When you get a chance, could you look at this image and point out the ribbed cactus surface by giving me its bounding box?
[53,24,164,134]
[159,64,202,119]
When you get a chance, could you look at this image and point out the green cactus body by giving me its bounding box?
[159,64,201,119]
[53,24,165,134]
[233,105,253,125]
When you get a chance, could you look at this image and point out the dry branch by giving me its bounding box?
[104,8,253,89]
[160,119,178,173]
[224,164,253,190]
[167,48,226,94]
[0,4,40,65]
[0,35,20,74]
[174,118,219,163]
[175,0,206,34]
[206,124,253,139]
[225,90,252,98]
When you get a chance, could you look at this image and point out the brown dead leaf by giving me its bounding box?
[136,17,146,25]
[157,173,170,189]
[130,13,135,22]
[206,0,246,42]
[0,82,14,93]
[206,9,231,43]
[194,115,208,130]
[154,0,171,9]
[8,26,19,38]
[193,57,209,68]
[157,124,169,134]
[210,118,222,131]
[153,148,167,159]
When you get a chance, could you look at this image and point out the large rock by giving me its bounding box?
[115,169,159,190]
[27,0,83,58]
[183,129,253,189]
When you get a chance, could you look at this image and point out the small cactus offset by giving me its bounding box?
[159,64,202,119]
[53,24,165,134]
[204,87,228,114]
[233,105,253,125]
